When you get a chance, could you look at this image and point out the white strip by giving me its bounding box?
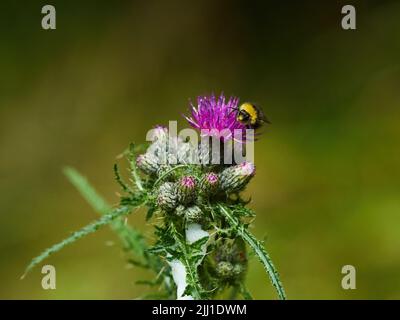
[168,223,209,300]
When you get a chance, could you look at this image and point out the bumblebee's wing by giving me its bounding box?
[255,104,271,124]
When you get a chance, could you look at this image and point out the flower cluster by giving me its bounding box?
[137,126,256,221]
[135,122,256,299]
[25,93,285,301]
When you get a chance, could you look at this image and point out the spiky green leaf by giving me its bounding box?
[218,204,286,300]
[23,205,132,278]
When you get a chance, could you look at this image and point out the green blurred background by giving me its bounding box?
[0,0,399,299]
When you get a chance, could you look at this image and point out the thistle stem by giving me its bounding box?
[218,204,287,300]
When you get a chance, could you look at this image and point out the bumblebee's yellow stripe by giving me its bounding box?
[240,103,258,125]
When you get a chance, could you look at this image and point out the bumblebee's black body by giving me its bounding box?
[236,102,269,129]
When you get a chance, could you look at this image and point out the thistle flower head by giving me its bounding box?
[136,152,160,175]
[175,205,186,217]
[184,93,246,142]
[180,176,196,188]
[184,205,203,223]
[156,164,174,178]
[200,172,219,195]
[177,175,197,205]
[220,161,256,192]
[157,182,178,211]
[237,161,256,176]
[205,172,218,184]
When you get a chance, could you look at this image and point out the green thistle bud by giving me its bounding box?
[216,261,234,279]
[199,172,219,195]
[219,162,255,193]
[184,205,203,223]
[176,175,197,205]
[217,261,245,279]
[157,164,175,179]
[210,238,248,282]
[232,263,245,276]
[214,238,247,265]
[157,182,178,211]
[136,153,160,175]
[175,205,186,217]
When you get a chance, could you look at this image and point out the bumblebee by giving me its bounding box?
[236,102,270,129]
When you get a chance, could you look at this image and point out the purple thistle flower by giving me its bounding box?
[177,175,197,205]
[238,161,256,176]
[200,172,219,195]
[219,161,256,192]
[184,93,247,142]
[205,172,218,185]
[136,153,160,175]
[180,176,196,189]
